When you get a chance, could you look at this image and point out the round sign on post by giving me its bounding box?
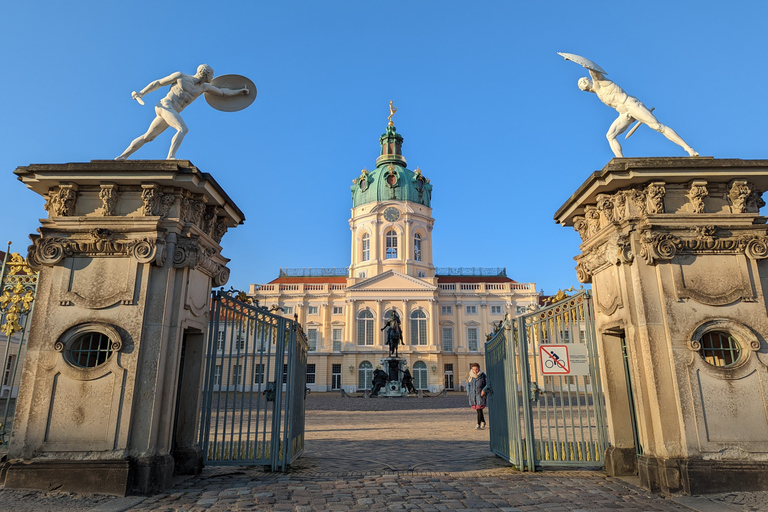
[205,74,257,112]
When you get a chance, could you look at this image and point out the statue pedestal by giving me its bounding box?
[2,161,243,495]
[556,157,768,494]
[376,357,407,397]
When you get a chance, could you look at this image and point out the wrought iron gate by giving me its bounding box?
[485,290,607,470]
[199,289,307,471]
[0,245,38,447]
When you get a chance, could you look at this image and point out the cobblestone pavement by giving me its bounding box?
[0,392,767,511]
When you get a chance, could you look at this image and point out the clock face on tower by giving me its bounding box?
[383,207,401,222]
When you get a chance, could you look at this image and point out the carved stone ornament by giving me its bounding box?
[573,216,588,242]
[639,231,682,265]
[202,206,219,236]
[179,194,190,222]
[596,194,615,224]
[687,181,708,214]
[45,185,78,217]
[159,193,176,218]
[28,230,165,268]
[729,180,751,214]
[645,182,666,214]
[638,228,768,264]
[173,237,229,284]
[585,207,601,237]
[141,184,159,216]
[213,218,228,244]
[188,200,206,225]
[99,184,118,216]
[574,233,634,283]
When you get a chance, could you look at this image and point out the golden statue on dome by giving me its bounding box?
[388,101,397,126]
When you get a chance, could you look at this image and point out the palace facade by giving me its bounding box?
[248,120,539,392]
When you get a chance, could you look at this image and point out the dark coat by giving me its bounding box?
[467,372,487,409]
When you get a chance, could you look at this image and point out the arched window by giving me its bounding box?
[357,310,374,346]
[358,361,373,390]
[413,361,428,390]
[699,331,741,367]
[386,230,398,259]
[414,233,422,262]
[410,310,427,346]
[362,233,370,262]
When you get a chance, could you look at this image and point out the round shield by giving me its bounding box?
[557,52,608,75]
[205,74,257,112]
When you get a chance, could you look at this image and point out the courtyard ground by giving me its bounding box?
[0,392,765,511]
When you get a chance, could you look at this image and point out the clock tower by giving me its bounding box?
[349,112,434,283]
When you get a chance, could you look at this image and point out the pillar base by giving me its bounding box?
[173,445,204,475]
[2,454,177,496]
[638,455,768,494]
[604,446,637,477]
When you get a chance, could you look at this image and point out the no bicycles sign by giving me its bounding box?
[539,344,590,376]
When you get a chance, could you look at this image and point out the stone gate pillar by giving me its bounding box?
[555,157,768,494]
[3,160,244,495]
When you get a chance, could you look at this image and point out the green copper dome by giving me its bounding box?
[351,125,433,208]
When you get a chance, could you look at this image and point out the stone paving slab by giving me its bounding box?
[0,392,765,511]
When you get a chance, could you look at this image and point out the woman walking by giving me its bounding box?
[467,363,488,429]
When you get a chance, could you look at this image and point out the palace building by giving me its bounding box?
[248,117,538,392]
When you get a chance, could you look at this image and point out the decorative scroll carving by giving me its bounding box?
[99,184,118,216]
[28,230,164,268]
[159,193,176,218]
[639,231,682,265]
[687,181,708,214]
[627,188,647,216]
[638,228,768,264]
[141,185,159,216]
[646,182,666,214]
[575,262,592,284]
[46,185,78,217]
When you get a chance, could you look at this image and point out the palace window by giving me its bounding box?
[413,361,428,390]
[283,364,288,384]
[465,305,477,315]
[362,233,370,261]
[213,365,222,386]
[254,363,264,384]
[358,361,373,390]
[283,306,294,315]
[491,305,503,315]
[236,332,246,350]
[216,331,225,351]
[467,327,479,352]
[306,364,316,384]
[332,328,343,351]
[410,310,428,345]
[441,305,453,315]
[231,364,242,385]
[414,233,422,261]
[699,331,741,368]
[307,328,318,352]
[386,230,398,259]
[357,310,375,346]
[331,364,342,390]
[3,355,15,386]
[307,306,319,315]
[441,327,453,352]
[333,306,343,315]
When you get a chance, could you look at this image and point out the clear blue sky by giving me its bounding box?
[3,2,767,295]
